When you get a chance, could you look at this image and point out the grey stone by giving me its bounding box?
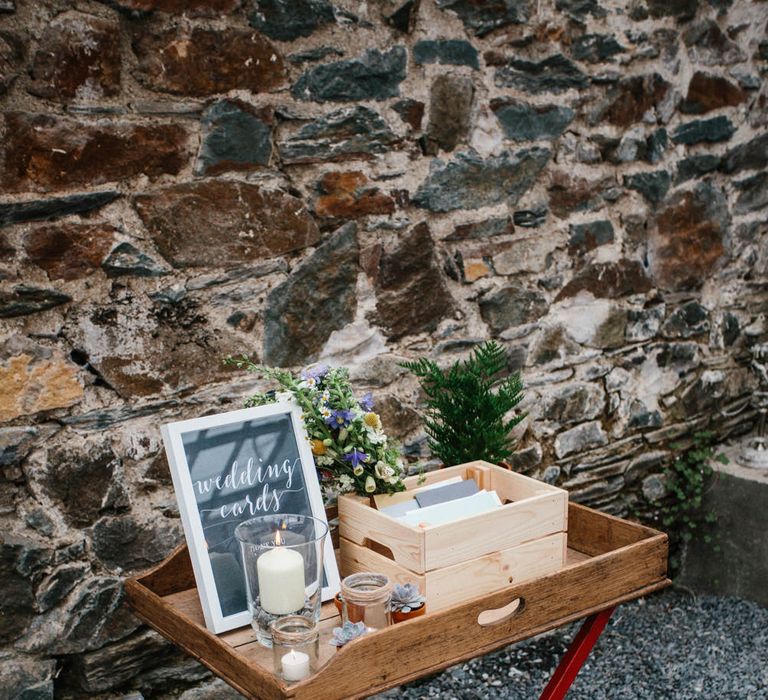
[645,129,668,163]
[655,342,699,367]
[675,154,721,184]
[554,421,608,459]
[625,449,669,486]
[541,464,561,484]
[479,285,548,334]
[514,208,547,228]
[641,473,667,502]
[0,286,71,318]
[555,0,605,18]
[92,515,181,571]
[646,0,698,19]
[626,305,665,341]
[507,443,543,472]
[491,99,573,142]
[248,0,334,40]
[538,382,605,426]
[628,401,663,429]
[661,302,710,338]
[413,39,479,69]
[568,220,615,255]
[70,628,193,692]
[103,242,168,278]
[287,46,344,64]
[425,74,474,153]
[413,148,550,212]
[279,106,400,164]
[495,54,588,93]
[435,0,531,36]
[25,508,55,537]
[0,536,50,643]
[671,116,736,145]
[734,172,768,214]
[375,222,454,339]
[263,223,359,365]
[682,19,744,66]
[43,442,128,527]
[292,47,406,102]
[623,170,671,205]
[178,678,245,700]
[0,655,55,700]
[36,562,89,611]
[385,0,420,33]
[0,191,119,227]
[0,426,37,468]
[196,100,272,175]
[721,133,768,174]
[571,33,625,63]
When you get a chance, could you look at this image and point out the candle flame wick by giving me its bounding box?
[275,529,283,546]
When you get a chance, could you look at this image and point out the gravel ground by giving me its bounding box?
[373,589,768,700]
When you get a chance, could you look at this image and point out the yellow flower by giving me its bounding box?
[363,412,382,431]
[311,439,326,456]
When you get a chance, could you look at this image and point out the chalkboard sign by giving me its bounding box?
[162,402,340,633]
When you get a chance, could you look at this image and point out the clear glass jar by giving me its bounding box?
[270,615,320,683]
[235,514,328,647]
[340,572,392,631]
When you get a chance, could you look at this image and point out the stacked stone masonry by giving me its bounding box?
[0,0,766,696]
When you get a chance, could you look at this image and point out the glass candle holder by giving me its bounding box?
[235,514,328,647]
[340,572,392,631]
[270,615,320,683]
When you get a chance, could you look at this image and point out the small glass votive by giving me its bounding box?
[270,615,320,683]
[235,514,328,647]
[340,572,392,631]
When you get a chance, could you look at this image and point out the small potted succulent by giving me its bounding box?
[389,583,426,623]
[329,621,367,650]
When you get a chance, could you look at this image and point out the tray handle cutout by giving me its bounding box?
[477,597,525,627]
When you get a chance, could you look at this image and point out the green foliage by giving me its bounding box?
[401,341,526,466]
[654,430,727,572]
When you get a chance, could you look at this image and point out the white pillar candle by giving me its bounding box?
[281,648,310,682]
[257,545,305,615]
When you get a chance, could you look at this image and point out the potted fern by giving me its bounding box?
[401,341,525,467]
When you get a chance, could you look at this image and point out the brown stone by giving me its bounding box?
[392,99,424,130]
[375,222,455,339]
[681,72,745,114]
[1,113,189,193]
[26,224,116,281]
[134,180,319,268]
[29,12,121,101]
[556,260,652,301]
[132,26,285,97]
[0,353,83,421]
[375,393,421,439]
[650,185,727,291]
[0,30,24,95]
[64,294,233,398]
[463,258,491,282]
[315,171,395,219]
[549,171,598,219]
[100,0,239,14]
[425,74,474,153]
[598,74,671,127]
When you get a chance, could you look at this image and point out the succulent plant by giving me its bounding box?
[329,621,367,647]
[390,583,425,613]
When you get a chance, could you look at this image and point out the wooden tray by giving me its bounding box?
[125,503,670,700]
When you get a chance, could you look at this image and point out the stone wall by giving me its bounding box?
[1,0,766,696]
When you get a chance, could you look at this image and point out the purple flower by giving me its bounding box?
[358,392,374,412]
[325,408,355,428]
[343,448,369,468]
[301,363,329,381]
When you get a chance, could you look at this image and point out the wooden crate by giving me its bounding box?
[126,503,670,700]
[337,461,568,609]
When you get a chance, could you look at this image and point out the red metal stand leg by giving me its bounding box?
[538,606,616,700]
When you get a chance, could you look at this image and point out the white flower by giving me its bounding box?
[338,474,355,492]
[365,426,387,444]
[364,476,376,493]
[353,465,364,476]
[298,377,317,389]
[320,406,332,418]
[374,461,395,480]
[275,391,294,403]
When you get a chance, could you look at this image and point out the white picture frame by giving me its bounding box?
[161,401,340,634]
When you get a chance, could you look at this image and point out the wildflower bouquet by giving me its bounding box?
[229,358,406,499]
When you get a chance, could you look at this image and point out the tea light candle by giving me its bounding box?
[257,532,305,615]
[281,648,310,682]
